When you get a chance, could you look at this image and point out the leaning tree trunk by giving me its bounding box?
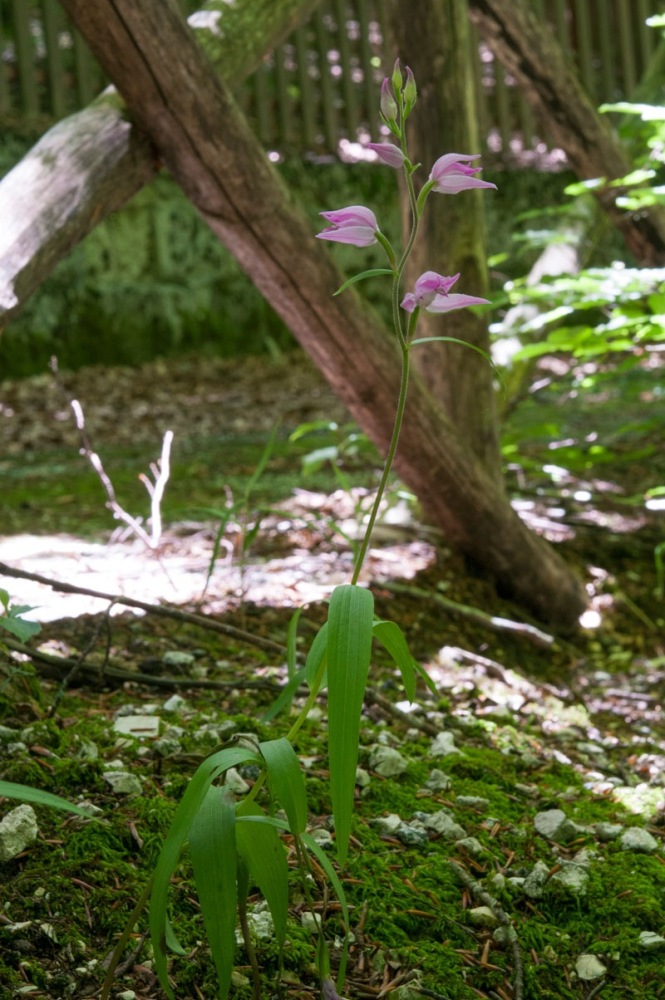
[469,0,665,266]
[0,0,322,327]
[58,0,586,627]
[386,0,503,482]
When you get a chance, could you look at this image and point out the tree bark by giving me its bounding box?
[468,0,665,266]
[386,0,503,482]
[57,0,586,627]
[0,0,322,328]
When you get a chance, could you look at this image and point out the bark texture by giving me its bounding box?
[386,0,502,482]
[0,0,323,328]
[469,0,665,265]
[58,0,587,626]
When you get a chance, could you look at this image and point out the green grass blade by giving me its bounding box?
[286,607,303,680]
[326,584,374,864]
[262,666,307,722]
[0,780,96,817]
[236,802,288,944]
[333,268,393,295]
[149,746,261,998]
[189,786,237,1000]
[305,621,328,688]
[259,737,308,834]
[373,619,417,702]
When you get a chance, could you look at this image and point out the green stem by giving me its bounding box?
[350,343,410,585]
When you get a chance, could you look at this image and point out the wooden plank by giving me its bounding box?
[573,0,595,99]
[42,0,67,118]
[616,0,637,95]
[12,0,40,115]
[358,0,379,133]
[315,5,338,150]
[294,24,317,147]
[0,4,10,116]
[333,0,358,136]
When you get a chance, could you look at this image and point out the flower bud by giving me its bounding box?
[391,58,403,97]
[403,67,417,112]
[380,78,398,123]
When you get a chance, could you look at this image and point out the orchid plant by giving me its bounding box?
[142,61,496,1000]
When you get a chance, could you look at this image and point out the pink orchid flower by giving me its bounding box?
[316,205,378,247]
[401,271,489,314]
[429,153,497,194]
[367,142,405,169]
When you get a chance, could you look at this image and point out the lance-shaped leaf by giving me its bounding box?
[373,619,417,702]
[189,786,237,1000]
[260,737,308,835]
[326,584,374,864]
[0,780,97,817]
[305,620,328,689]
[333,268,393,296]
[236,800,288,945]
[149,745,261,999]
[237,815,351,995]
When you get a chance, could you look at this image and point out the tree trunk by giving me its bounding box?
[58,0,586,627]
[0,0,322,327]
[385,0,503,482]
[469,0,665,266]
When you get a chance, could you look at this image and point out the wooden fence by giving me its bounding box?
[0,0,662,156]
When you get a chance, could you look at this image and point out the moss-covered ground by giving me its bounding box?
[1,351,664,999]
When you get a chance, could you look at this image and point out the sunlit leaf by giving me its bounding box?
[260,737,308,834]
[305,621,328,689]
[236,801,288,944]
[373,620,416,702]
[189,786,237,1000]
[286,607,303,680]
[0,780,96,817]
[149,745,261,999]
[326,584,374,864]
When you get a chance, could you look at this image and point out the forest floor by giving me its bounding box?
[0,348,664,1000]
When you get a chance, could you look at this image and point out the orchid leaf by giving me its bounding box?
[262,666,307,722]
[333,268,393,295]
[149,745,261,999]
[373,619,417,702]
[305,621,328,689]
[189,786,237,1000]
[236,800,288,945]
[326,584,374,864]
[0,780,96,817]
[260,737,308,834]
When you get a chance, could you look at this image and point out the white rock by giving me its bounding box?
[423,810,466,839]
[224,767,250,795]
[113,715,160,738]
[368,745,408,777]
[468,906,498,928]
[638,931,665,950]
[619,827,659,854]
[523,861,550,899]
[424,768,451,792]
[0,805,39,861]
[575,954,606,980]
[594,822,623,842]
[533,808,580,843]
[102,771,142,795]
[162,651,195,668]
[374,813,403,835]
[430,731,461,757]
[550,863,588,896]
[163,694,188,713]
[355,767,371,788]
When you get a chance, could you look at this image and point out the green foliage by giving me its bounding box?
[0,588,40,642]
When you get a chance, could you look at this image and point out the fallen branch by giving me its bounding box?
[4,636,279,692]
[0,561,288,658]
[381,582,555,647]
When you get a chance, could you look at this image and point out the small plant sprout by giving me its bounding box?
[143,60,497,1000]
